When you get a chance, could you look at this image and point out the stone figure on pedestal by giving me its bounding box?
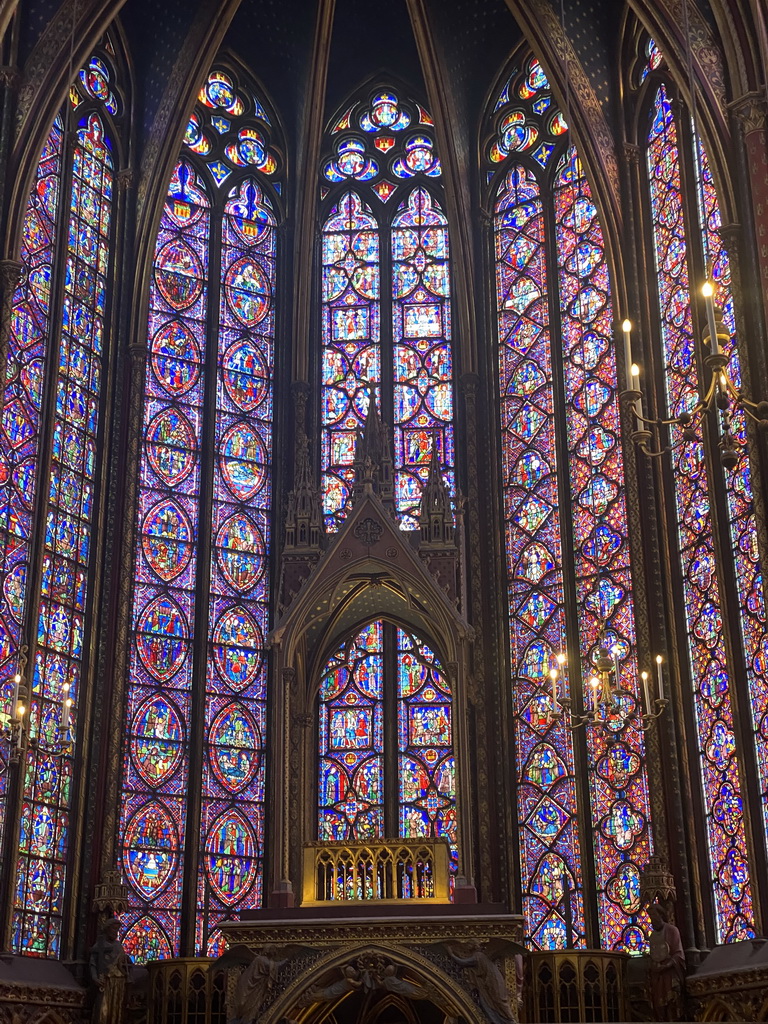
[89,917,129,1024]
[647,903,686,1021]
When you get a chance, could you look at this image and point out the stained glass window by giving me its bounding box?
[489,56,652,952]
[494,163,585,950]
[118,69,280,961]
[397,628,456,864]
[317,621,456,862]
[321,193,380,530]
[319,623,384,841]
[0,45,123,956]
[645,76,757,941]
[320,89,453,531]
[0,119,63,869]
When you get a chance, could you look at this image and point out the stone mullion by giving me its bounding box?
[618,144,673,882]
[458,373,490,897]
[0,259,21,387]
[99,334,147,880]
[70,163,137,964]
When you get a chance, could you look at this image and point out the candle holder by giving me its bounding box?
[621,297,768,469]
[0,646,29,770]
[546,633,668,737]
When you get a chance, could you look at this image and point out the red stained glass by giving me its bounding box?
[647,85,754,940]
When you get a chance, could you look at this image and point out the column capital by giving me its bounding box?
[729,92,768,135]
[0,66,20,90]
[117,167,137,192]
[0,260,22,294]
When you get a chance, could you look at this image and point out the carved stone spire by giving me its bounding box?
[284,430,322,551]
[418,441,455,549]
[352,390,394,511]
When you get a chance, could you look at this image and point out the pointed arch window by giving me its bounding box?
[317,621,457,865]
[117,67,281,961]
[320,89,454,531]
[638,40,765,942]
[0,46,125,957]
[486,55,653,952]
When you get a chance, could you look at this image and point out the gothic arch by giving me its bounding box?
[261,943,486,1024]
[269,490,475,901]
[4,6,132,260]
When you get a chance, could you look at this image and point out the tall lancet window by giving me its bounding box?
[118,68,281,961]
[486,56,652,952]
[316,90,458,876]
[320,89,454,531]
[0,47,125,957]
[317,622,457,867]
[639,38,764,942]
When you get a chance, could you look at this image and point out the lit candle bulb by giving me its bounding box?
[656,655,664,701]
[641,670,650,715]
[702,281,719,357]
[12,672,21,719]
[622,319,633,389]
[550,668,559,712]
[589,676,600,713]
[62,682,70,728]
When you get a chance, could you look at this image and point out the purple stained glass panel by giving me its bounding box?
[0,119,63,873]
[696,146,768,860]
[554,147,653,952]
[397,629,457,870]
[318,622,384,842]
[320,192,380,530]
[494,165,585,950]
[119,161,210,960]
[197,178,274,951]
[13,112,114,957]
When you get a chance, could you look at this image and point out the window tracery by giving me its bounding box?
[487,55,652,952]
[118,67,280,961]
[320,89,453,531]
[317,622,456,864]
[0,44,124,957]
[640,42,764,942]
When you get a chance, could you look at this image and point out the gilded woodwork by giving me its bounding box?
[526,951,627,1023]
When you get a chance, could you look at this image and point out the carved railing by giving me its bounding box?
[146,959,226,1024]
[302,838,451,905]
[526,950,627,1023]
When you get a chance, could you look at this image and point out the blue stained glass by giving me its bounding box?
[0,119,63,876]
[318,623,384,841]
[11,102,116,957]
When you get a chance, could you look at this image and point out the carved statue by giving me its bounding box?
[647,903,686,1021]
[297,964,363,1006]
[446,941,519,1024]
[89,917,129,1024]
[214,942,316,1024]
[380,965,458,1024]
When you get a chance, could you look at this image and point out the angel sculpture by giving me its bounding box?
[297,964,363,1007]
[379,965,459,1024]
[431,938,524,1024]
[213,943,316,1024]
